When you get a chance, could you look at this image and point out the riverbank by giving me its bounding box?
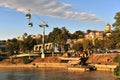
[0,62,117,72]
[0,63,68,68]
[0,54,118,72]
[90,64,116,71]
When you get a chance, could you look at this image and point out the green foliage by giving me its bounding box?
[20,35,37,52]
[63,44,70,52]
[113,55,120,63]
[104,39,115,49]
[107,30,120,49]
[6,34,37,56]
[48,27,71,52]
[116,42,120,49]
[94,39,104,49]
[23,57,32,64]
[109,30,120,43]
[72,42,83,52]
[87,30,91,33]
[113,12,120,30]
[83,40,93,50]
[0,40,6,45]
[48,27,62,43]
[114,65,120,77]
[6,38,19,56]
[48,27,70,43]
[114,55,120,77]
[71,30,85,39]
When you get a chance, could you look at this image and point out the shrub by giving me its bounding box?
[114,65,120,77]
[113,55,120,78]
[23,57,32,64]
[113,55,120,64]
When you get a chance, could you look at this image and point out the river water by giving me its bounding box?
[0,68,116,80]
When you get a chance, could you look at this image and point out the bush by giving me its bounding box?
[113,55,120,63]
[114,55,120,78]
[114,65,120,77]
[23,57,32,64]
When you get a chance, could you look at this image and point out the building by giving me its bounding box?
[104,23,112,36]
[34,43,54,52]
[104,23,111,33]
[85,30,104,40]
[17,34,42,41]
[85,24,112,45]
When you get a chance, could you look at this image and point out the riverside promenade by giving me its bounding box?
[0,53,118,72]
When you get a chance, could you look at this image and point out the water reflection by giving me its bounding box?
[0,68,116,80]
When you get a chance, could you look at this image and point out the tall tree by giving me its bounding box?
[94,39,104,49]
[24,35,36,52]
[108,12,120,49]
[83,40,93,50]
[71,30,85,39]
[6,38,19,55]
[48,27,70,52]
[113,12,120,30]
[48,27,62,43]
[72,42,83,52]
[108,30,120,49]
[19,35,37,53]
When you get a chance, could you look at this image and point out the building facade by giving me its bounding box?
[85,30,104,40]
[34,43,54,52]
[17,34,42,41]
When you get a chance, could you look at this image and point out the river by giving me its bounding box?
[0,68,116,80]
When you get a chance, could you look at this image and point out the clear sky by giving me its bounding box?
[0,0,120,40]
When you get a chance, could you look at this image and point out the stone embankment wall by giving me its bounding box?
[0,63,68,68]
[87,53,119,65]
[87,53,119,71]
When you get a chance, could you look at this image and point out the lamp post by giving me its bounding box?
[25,9,48,58]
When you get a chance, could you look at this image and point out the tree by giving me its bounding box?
[113,55,120,78]
[113,12,120,30]
[83,40,93,50]
[63,44,70,52]
[24,35,36,52]
[0,40,6,45]
[70,30,85,39]
[48,27,70,52]
[108,30,120,49]
[72,42,83,57]
[6,38,19,63]
[6,38,19,55]
[72,42,83,52]
[87,30,91,33]
[113,55,120,64]
[104,39,115,49]
[48,27,62,43]
[94,39,104,49]
[19,35,37,53]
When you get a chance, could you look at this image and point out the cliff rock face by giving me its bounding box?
[87,54,118,65]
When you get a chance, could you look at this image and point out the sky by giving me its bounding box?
[0,0,120,40]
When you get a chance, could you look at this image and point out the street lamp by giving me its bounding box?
[25,9,48,58]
